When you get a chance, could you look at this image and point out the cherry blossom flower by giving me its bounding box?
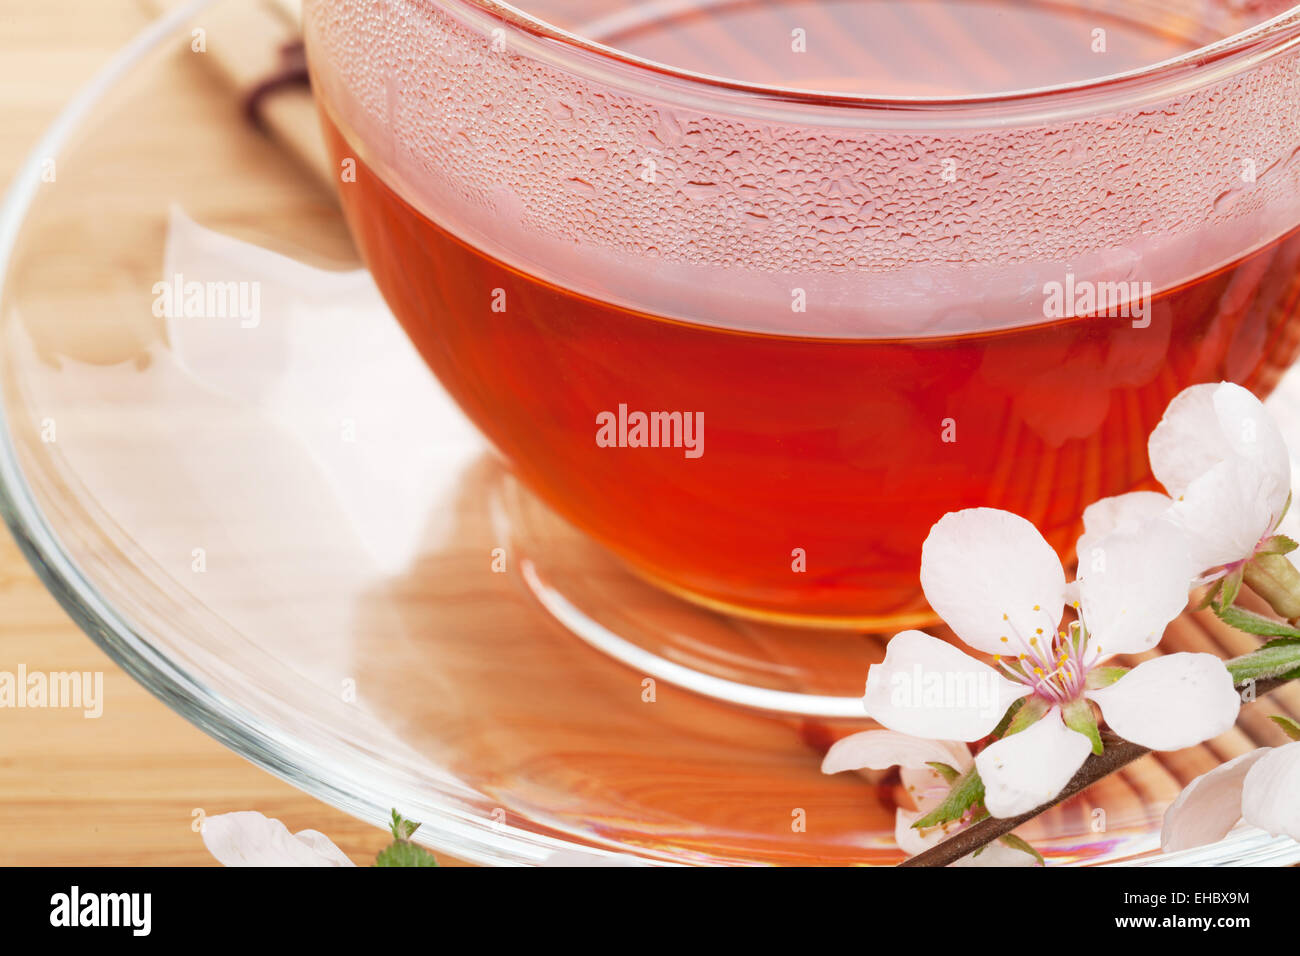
[200,811,356,866]
[1162,740,1300,852]
[821,729,1038,865]
[1078,382,1291,586]
[863,508,1240,818]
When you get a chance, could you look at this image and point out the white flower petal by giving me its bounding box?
[821,730,966,775]
[1148,384,1223,499]
[1212,381,1291,509]
[863,631,1030,741]
[1241,740,1300,842]
[1087,653,1240,750]
[1169,458,1287,571]
[1161,748,1270,853]
[895,808,945,857]
[902,770,950,814]
[900,743,974,813]
[200,811,355,867]
[919,508,1068,655]
[1149,382,1289,515]
[1075,492,1173,569]
[899,741,974,806]
[1076,519,1194,655]
[975,707,1092,817]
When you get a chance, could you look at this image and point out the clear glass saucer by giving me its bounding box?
[3,0,1299,866]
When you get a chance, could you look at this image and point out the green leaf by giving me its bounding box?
[1269,714,1300,741]
[373,842,440,867]
[1085,666,1128,690]
[1226,643,1300,683]
[1063,698,1103,755]
[389,809,422,842]
[926,761,961,784]
[1261,534,1299,556]
[1005,695,1051,736]
[913,769,985,830]
[1194,578,1224,611]
[1262,636,1300,650]
[990,698,1024,740]
[1214,567,1245,612]
[998,833,1045,865]
[1217,605,1300,639]
[375,809,437,865]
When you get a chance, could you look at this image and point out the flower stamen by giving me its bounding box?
[998,607,1097,703]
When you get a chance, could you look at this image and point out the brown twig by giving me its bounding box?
[899,675,1286,867]
[243,40,309,132]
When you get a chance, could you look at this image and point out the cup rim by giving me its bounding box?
[445,0,1300,118]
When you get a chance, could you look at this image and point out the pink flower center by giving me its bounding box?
[994,608,1101,705]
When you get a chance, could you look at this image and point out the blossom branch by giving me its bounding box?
[898,674,1288,867]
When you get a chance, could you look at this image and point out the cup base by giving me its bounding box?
[491,469,921,719]
[623,561,943,633]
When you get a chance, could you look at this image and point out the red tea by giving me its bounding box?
[323,113,1300,622]
[307,0,1300,623]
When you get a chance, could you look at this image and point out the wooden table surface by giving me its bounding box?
[0,0,407,866]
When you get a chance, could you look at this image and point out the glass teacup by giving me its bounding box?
[304,0,1300,627]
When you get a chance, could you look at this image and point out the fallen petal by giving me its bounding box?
[201,811,356,867]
